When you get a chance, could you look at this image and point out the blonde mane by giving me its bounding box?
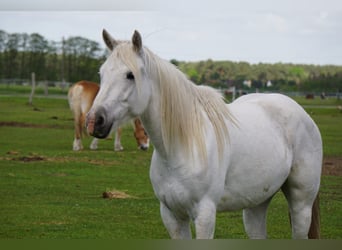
[116,43,234,161]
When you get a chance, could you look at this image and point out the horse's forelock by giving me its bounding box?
[114,43,144,89]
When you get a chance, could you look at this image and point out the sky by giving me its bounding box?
[0,0,341,65]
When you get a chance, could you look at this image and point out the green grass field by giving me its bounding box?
[0,92,341,239]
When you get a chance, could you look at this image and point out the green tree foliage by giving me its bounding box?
[0,30,341,92]
[0,30,105,83]
[177,60,342,92]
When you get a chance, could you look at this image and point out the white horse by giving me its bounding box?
[86,30,322,239]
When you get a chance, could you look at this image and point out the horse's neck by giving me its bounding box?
[140,90,167,158]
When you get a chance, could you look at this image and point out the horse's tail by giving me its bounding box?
[67,84,77,111]
[308,193,320,239]
[68,84,84,137]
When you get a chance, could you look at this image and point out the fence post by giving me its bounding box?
[28,72,36,105]
[44,81,48,96]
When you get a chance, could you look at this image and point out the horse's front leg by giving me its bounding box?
[90,138,99,150]
[160,202,192,239]
[194,199,216,239]
[114,128,124,151]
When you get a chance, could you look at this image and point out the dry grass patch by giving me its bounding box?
[102,189,137,199]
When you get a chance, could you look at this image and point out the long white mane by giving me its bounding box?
[115,42,235,160]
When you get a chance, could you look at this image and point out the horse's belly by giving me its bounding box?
[217,105,292,211]
[217,177,285,211]
[217,155,290,211]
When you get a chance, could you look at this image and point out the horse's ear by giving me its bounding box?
[132,30,142,53]
[102,29,118,51]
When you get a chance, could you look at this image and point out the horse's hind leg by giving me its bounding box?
[72,112,84,151]
[243,197,272,239]
[281,158,321,239]
[281,186,315,238]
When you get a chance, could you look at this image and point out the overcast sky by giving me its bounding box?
[0,0,341,65]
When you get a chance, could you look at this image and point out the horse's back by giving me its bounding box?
[68,81,99,113]
[69,81,99,101]
[231,93,322,162]
[232,93,322,151]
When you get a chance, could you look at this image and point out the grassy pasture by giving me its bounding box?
[0,93,341,239]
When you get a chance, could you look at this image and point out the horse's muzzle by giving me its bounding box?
[139,145,149,151]
[86,107,112,139]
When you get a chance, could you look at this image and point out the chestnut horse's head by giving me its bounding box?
[133,118,149,151]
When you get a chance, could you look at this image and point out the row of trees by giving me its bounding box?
[0,30,341,92]
[0,30,105,83]
[173,59,342,92]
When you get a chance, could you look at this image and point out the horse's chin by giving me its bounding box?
[92,122,113,139]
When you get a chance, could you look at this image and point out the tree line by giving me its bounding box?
[173,59,342,93]
[0,30,105,84]
[1,30,341,92]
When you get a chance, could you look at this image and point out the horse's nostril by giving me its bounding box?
[96,115,105,127]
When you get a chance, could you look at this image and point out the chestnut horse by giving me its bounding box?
[68,80,149,151]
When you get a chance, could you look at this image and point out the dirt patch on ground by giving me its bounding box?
[16,155,45,162]
[0,121,68,129]
[3,151,121,166]
[0,121,48,128]
[323,156,342,176]
[5,151,45,162]
[3,150,342,176]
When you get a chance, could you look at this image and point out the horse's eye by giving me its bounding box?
[126,71,135,80]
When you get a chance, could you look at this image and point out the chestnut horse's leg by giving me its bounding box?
[72,111,84,151]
